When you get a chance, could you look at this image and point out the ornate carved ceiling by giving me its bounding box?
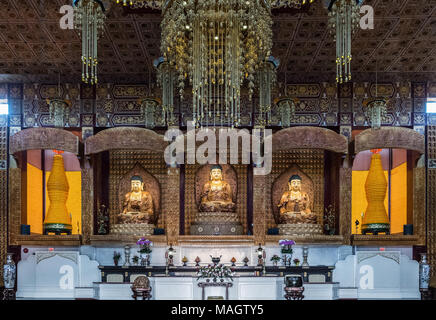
[0,0,435,83]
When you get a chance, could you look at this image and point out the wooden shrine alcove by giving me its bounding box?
[83,127,172,246]
[262,126,348,245]
[349,127,425,246]
[8,127,82,246]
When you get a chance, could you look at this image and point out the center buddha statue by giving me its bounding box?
[191,165,242,235]
[199,165,236,213]
[117,175,154,224]
[278,175,318,225]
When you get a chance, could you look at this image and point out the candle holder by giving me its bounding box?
[123,245,131,267]
[302,247,309,267]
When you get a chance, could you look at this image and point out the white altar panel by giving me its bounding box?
[92,277,340,300]
[153,277,194,300]
[333,251,420,300]
[238,278,279,300]
[17,250,100,299]
[93,283,134,300]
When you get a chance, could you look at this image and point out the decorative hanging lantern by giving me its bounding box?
[363,98,388,129]
[275,97,299,128]
[74,0,107,85]
[46,76,72,127]
[43,151,72,235]
[327,0,361,83]
[361,149,390,235]
[137,97,160,128]
[155,57,176,127]
[46,99,72,127]
[257,56,279,127]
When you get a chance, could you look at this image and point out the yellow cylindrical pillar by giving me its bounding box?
[362,151,390,235]
[43,153,72,235]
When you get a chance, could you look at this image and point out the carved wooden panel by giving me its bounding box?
[339,167,352,244]
[81,165,93,245]
[427,126,436,278]
[165,168,180,244]
[0,124,7,286]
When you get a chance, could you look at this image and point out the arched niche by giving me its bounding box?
[84,127,167,155]
[10,128,79,156]
[8,128,82,245]
[82,127,170,244]
[352,127,424,155]
[269,126,348,154]
[349,127,425,245]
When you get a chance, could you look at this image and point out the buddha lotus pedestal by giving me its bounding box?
[190,212,243,235]
[111,223,155,236]
[279,223,323,236]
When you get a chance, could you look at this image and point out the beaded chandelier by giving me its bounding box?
[160,0,273,128]
[327,0,362,83]
[74,0,107,85]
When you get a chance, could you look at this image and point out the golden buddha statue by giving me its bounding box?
[117,175,154,224]
[199,165,236,212]
[278,175,317,224]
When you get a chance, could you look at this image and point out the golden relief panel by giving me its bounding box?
[427,126,436,278]
[0,126,7,286]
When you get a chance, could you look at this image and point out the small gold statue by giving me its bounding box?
[278,175,317,224]
[118,175,154,224]
[199,165,236,212]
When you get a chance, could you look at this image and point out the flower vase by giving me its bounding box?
[419,253,430,289]
[281,253,292,267]
[3,253,16,289]
[273,261,278,267]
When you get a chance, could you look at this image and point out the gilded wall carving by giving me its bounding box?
[0,124,7,286]
[427,126,436,278]
[81,165,93,245]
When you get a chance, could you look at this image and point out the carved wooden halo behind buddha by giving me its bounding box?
[190,164,243,235]
[272,164,323,235]
[111,163,161,235]
[195,164,237,211]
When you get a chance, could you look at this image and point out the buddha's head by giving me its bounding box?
[210,165,223,181]
[131,175,144,192]
[288,175,302,192]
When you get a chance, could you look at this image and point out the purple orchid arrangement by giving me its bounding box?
[137,238,153,254]
[279,239,295,254]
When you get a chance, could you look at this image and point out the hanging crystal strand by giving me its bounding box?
[87,2,90,83]
[93,6,98,84]
[348,1,352,81]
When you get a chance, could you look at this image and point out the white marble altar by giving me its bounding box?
[14,245,420,300]
[92,277,339,300]
[333,250,420,299]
